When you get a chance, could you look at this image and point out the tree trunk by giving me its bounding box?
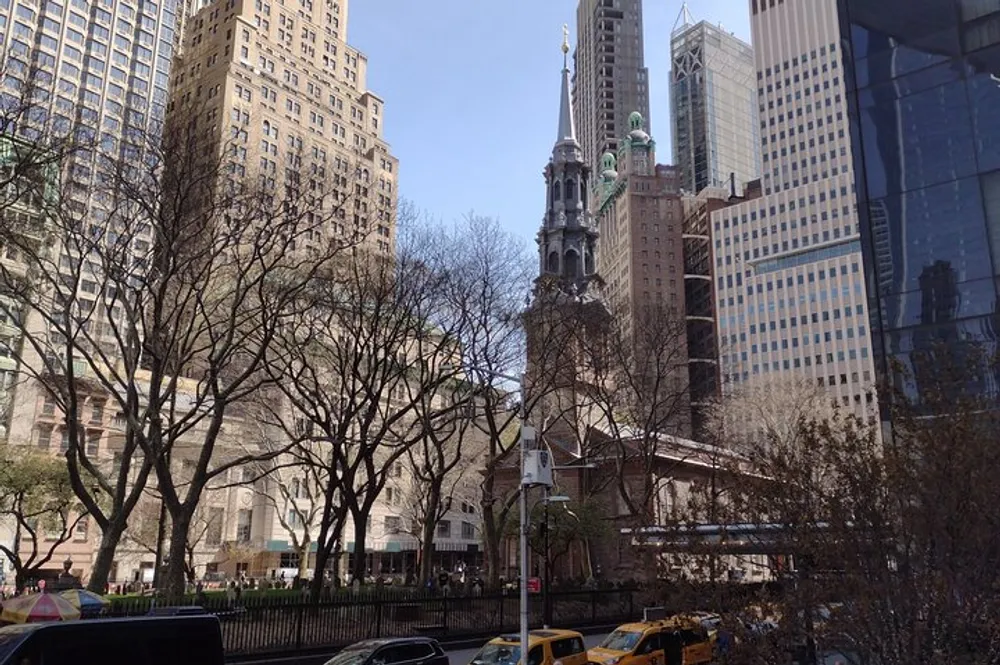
[161,511,192,601]
[332,540,342,586]
[14,568,27,593]
[87,520,127,594]
[350,510,368,584]
[418,481,442,584]
[482,504,502,589]
[297,538,310,583]
[308,506,347,601]
[310,540,332,601]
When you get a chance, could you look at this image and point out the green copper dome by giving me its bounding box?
[600,151,617,172]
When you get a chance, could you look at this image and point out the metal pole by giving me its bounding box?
[543,490,550,629]
[518,373,530,663]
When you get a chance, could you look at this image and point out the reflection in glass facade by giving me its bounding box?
[670,18,760,196]
[839,0,1000,403]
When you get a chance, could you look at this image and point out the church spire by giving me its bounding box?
[557,24,576,146]
[535,25,600,299]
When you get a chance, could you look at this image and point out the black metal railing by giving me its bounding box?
[106,588,638,659]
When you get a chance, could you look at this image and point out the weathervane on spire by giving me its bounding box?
[562,24,570,67]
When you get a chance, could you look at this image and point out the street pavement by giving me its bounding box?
[446,633,609,665]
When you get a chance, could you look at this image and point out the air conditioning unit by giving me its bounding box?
[522,450,553,488]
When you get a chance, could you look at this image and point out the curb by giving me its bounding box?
[227,623,621,665]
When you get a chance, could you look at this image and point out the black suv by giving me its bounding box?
[0,614,224,665]
[324,637,449,665]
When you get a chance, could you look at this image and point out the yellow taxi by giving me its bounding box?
[469,629,589,665]
[587,609,717,665]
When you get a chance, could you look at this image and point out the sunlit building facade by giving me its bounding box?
[712,0,877,419]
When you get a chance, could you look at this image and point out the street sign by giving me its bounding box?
[527,577,541,593]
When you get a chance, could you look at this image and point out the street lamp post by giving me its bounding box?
[469,367,531,658]
[517,378,530,659]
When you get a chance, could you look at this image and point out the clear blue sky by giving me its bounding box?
[348,1,752,247]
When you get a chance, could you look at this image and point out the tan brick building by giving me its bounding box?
[168,0,397,255]
[593,113,693,437]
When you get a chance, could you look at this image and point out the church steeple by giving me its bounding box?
[556,25,576,146]
[536,25,600,298]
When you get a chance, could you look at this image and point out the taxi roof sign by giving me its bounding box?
[643,607,668,622]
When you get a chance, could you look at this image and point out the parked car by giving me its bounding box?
[0,614,224,665]
[323,638,448,665]
[470,629,588,665]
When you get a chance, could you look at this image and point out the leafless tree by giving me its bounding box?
[0,95,376,597]
[125,490,228,586]
[397,386,488,584]
[571,298,694,526]
[697,346,1000,665]
[430,214,558,588]
[266,211,477,595]
[250,454,325,582]
[708,375,840,456]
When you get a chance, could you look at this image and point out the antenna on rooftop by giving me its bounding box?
[671,1,695,35]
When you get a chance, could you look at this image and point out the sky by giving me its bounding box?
[348,1,752,248]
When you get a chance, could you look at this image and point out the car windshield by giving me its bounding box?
[471,643,522,665]
[600,631,644,652]
[324,647,373,665]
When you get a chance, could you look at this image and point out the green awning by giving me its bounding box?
[265,540,319,553]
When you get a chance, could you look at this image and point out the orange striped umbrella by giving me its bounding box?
[1,592,81,624]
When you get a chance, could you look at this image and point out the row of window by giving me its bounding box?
[716,185,854,230]
[744,324,869,353]
[758,42,839,82]
[741,346,872,375]
[717,218,856,268]
[378,516,477,540]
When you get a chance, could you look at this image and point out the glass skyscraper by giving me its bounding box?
[670,11,760,196]
[839,1,1000,402]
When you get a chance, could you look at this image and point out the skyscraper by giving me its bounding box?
[594,114,684,321]
[573,0,650,178]
[0,0,178,439]
[838,0,1000,405]
[670,4,760,196]
[593,114,692,436]
[711,0,876,417]
[169,0,398,255]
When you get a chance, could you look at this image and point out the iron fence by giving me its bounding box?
[107,588,638,659]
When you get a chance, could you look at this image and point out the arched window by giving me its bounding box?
[291,478,301,499]
[552,180,562,205]
[584,246,595,275]
[580,177,587,209]
[547,251,560,274]
[564,178,575,202]
[564,249,580,278]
